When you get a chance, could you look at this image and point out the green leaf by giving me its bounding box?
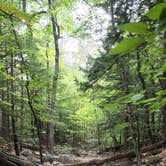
[0,62,4,69]
[145,32,157,42]
[139,98,156,104]
[162,61,166,72]
[0,99,12,107]
[0,71,16,80]
[156,90,166,96]
[0,2,31,23]
[119,22,149,34]
[146,3,166,20]
[131,93,144,102]
[160,97,166,107]
[110,37,144,55]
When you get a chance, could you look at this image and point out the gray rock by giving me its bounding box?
[21,149,33,157]
[57,154,74,164]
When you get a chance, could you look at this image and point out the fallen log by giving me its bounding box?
[22,144,39,151]
[65,140,166,166]
[0,150,32,166]
[0,157,17,166]
[141,140,166,152]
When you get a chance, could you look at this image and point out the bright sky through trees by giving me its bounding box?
[59,1,111,67]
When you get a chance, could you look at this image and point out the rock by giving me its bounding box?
[87,151,97,157]
[41,151,59,164]
[53,161,63,166]
[142,152,151,157]
[146,155,161,165]
[71,148,81,156]
[151,149,162,155]
[20,149,33,157]
[57,154,74,164]
[117,159,134,166]
[80,150,88,156]
[44,162,50,166]
[19,155,27,160]
[161,157,166,164]
[34,151,40,156]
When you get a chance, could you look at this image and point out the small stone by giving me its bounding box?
[21,149,33,157]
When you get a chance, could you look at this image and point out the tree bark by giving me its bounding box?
[0,57,10,140]
[10,52,20,156]
[19,0,26,151]
[160,32,166,140]
[9,16,43,163]
[136,51,153,142]
[48,0,60,154]
[22,0,26,12]
[119,59,142,166]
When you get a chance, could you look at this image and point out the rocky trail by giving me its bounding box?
[1,141,166,166]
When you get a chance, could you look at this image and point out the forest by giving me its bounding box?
[0,0,166,165]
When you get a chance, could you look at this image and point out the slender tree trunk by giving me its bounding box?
[22,0,26,12]
[10,17,43,163]
[94,109,102,152]
[149,69,156,137]
[123,116,130,145]
[160,32,166,140]
[48,0,60,154]
[0,86,9,138]
[119,59,142,166]
[46,42,50,149]
[160,99,165,138]
[19,76,24,151]
[0,89,10,138]
[1,54,10,140]
[136,51,153,142]
[10,53,20,156]
[19,0,26,152]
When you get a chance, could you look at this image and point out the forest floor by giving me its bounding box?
[1,142,166,166]
[40,147,166,166]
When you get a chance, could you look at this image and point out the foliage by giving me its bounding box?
[0,2,31,23]
[0,0,166,159]
[119,22,149,34]
[110,37,144,55]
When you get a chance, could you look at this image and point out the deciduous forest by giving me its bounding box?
[0,0,166,165]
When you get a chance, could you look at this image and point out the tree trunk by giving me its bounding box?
[119,59,142,166]
[136,51,153,142]
[48,0,60,154]
[22,0,26,12]
[95,109,102,152]
[19,80,24,152]
[160,32,166,140]
[10,53,20,156]
[18,0,27,152]
[0,58,10,139]
[10,17,43,163]
[0,89,10,139]
[46,42,50,149]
